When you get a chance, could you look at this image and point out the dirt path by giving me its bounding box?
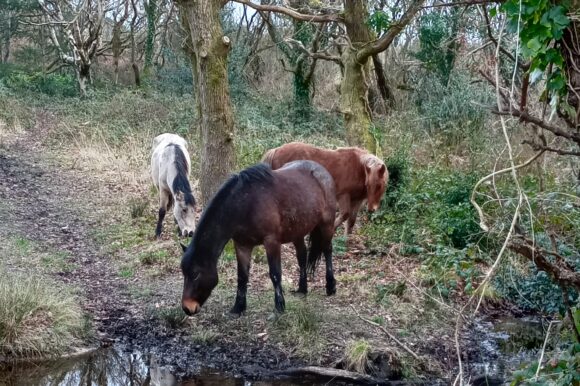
[0,138,134,338]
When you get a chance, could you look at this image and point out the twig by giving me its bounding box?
[350,305,420,361]
[534,320,556,380]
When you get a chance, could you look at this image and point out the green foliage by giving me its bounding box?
[368,10,391,35]
[383,148,411,207]
[494,233,579,315]
[510,342,580,385]
[2,70,77,97]
[412,71,493,145]
[415,10,460,85]
[498,0,570,101]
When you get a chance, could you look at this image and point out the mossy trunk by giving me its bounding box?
[293,61,311,121]
[144,0,157,78]
[77,63,91,98]
[340,48,375,152]
[340,0,376,153]
[177,0,235,205]
[291,17,314,121]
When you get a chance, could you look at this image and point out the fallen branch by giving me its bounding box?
[272,366,402,385]
[350,305,421,361]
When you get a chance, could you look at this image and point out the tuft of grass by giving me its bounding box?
[128,198,149,219]
[138,249,170,266]
[118,265,134,278]
[270,299,324,360]
[0,270,89,357]
[150,305,185,328]
[41,250,77,273]
[14,237,32,254]
[344,339,372,374]
[191,326,220,344]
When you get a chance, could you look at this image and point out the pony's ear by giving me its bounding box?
[180,242,188,253]
[175,191,184,202]
[378,164,387,178]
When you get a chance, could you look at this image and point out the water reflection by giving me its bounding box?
[0,348,312,386]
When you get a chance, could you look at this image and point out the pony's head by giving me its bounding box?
[180,249,219,315]
[362,155,388,212]
[173,191,196,237]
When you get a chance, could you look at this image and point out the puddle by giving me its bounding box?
[468,316,547,384]
[0,347,327,386]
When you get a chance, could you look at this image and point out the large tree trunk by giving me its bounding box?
[176,0,235,205]
[340,48,375,151]
[77,63,91,98]
[341,0,376,152]
[144,0,157,78]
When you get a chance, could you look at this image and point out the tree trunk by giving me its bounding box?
[77,63,91,98]
[144,0,157,78]
[176,0,236,205]
[341,0,376,152]
[293,59,312,121]
[340,48,375,152]
[2,12,12,62]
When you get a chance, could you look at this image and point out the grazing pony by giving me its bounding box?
[180,161,337,316]
[151,133,196,238]
[262,142,388,235]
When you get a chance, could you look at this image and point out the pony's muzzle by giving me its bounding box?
[182,299,200,316]
[181,229,195,238]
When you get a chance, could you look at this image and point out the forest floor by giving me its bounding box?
[0,111,514,384]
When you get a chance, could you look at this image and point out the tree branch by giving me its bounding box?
[522,140,580,157]
[508,236,580,292]
[492,108,580,145]
[232,0,343,23]
[357,0,426,61]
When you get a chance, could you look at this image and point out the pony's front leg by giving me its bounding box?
[334,194,351,233]
[230,243,253,315]
[346,199,364,235]
[293,238,308,294]
[155,190,171,239]
[323,242,336,296]
[264,239,285,313]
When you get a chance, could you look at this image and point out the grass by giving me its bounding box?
[344,339,372,374]
[0,269,89,357]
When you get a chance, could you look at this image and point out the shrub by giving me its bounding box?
[0,270,88,357]
[3,71,77,97]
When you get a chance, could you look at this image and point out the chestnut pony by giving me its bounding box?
[263,142,388,235]
[180,161,337,316]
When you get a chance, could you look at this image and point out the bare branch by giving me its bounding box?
[232,0,343,23]
[357,0,426,61]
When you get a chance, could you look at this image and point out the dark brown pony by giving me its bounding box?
[263,142,388,235]
[180,161,337,316]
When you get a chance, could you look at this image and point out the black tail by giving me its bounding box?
[307,228,324,275]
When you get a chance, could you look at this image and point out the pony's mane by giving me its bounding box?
[193,163,273,246]
[360,153,384,168]
[171,144,196,206]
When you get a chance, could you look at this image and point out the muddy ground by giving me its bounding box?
[0,121,518,385]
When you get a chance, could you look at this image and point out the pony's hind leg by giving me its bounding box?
[155,189,171,239]
[264,238,285,313]
[230,243,253,315]
[293,238,308,294]
[323,242,336,296]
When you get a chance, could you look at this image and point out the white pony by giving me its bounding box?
[151,133,196,238]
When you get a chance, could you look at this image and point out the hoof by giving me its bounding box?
[326,286,336,296]
[291,289,307,298]
[227,311,243,319]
